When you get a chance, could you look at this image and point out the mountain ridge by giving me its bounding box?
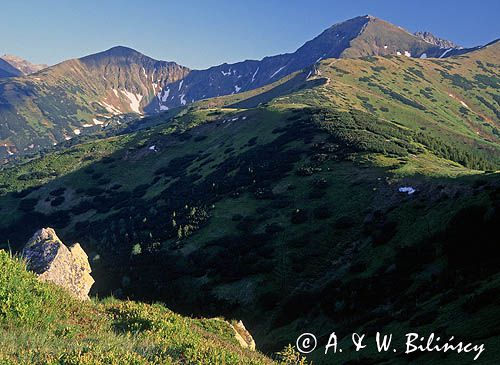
[0,15,496,159]
[0,58,23,78]
[0,54,48,75]
[414,31,459,48]
[147,15,464,111]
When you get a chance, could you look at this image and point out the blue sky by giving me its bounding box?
[1,0,498,69]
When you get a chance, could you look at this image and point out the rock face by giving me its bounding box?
[22,228,94,300]
[414,31,459,49]
[231,320,256,351]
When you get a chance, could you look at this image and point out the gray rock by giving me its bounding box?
[22,228,94,300]
[414,31,459,49]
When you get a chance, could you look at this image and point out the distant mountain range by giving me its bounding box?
[0,54,47,77]
[0,57,24,78]
[0,54,48,75]
[0,15,497,158]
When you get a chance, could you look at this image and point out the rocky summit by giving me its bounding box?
[21,228,94,300]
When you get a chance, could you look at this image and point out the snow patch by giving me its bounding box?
[270,66,286,79]
[148,145,157,152]
[93,118,104,125]
[101,101,121,115]
[420,53,427,59]
[399,186,416,195]
[251,67,259,83]
[161,87,170,102]
[449,93,470,109]
[120,89,143,114]
[234,85,241,93]
[4,144,14,156]
[73,129,81,135]
[160,105,169,111]
[404,51,411,57]
[180,94,187,105]
[439,48,453,58]
[178,80,184,91]
[396,51,402,56]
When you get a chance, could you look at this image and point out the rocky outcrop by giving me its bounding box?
[21,228,94,300]
[414,31,459,49]
[231,320,256,351]
[210,318,256,350]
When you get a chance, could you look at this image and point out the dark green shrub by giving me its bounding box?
[291,209,308,224]
[50,196,65,207]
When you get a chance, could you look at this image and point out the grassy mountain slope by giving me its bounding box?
[241,43,498,167]
[273,41,500,170]
[0,250,279,364]
[0,46,189,158]
[0,111,498,364]
[0,40,499,364]
[1,16,472,160]
[147,41,500,171]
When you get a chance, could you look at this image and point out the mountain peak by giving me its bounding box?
[90,45,147,59]
[78,45,163,67]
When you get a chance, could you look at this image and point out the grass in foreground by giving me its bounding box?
[0,250,310,364]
